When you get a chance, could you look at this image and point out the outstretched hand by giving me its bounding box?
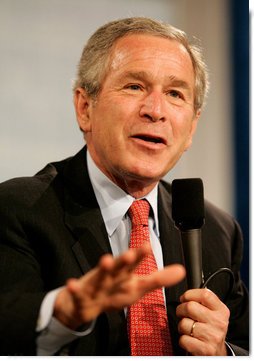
[53,243,185,330]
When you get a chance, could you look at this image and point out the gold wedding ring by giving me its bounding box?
[190,321,196,337]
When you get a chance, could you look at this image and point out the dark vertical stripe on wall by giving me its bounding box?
[230,1,249,288]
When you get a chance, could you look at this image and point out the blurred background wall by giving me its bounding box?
[0,0,249,285]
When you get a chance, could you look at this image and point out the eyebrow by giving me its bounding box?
[119,71,149,82]
[118,71,193,96]
[167,75,192,91]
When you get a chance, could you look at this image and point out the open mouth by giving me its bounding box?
[133,134,166,145]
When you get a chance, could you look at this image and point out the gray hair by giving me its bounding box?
[73,17,209,111]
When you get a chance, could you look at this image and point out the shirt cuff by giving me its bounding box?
[36,288,95,355]
[36,287,63,332]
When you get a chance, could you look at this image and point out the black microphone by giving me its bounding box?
[172,178,205,289]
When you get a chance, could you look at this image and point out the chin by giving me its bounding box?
[126,165,164,182]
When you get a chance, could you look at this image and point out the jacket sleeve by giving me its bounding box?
[225,220,249,355]
[0,179,48,355]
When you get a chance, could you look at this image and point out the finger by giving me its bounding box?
[177,296,230,329]
[138,264,185,293]
[176,298,213,323]
[66,278,85,309]
[178,317,197,336]
[151,264,185,287]
[178,321,221,356]
[77,245,151,298]
[179,323,227,356]
[178,318,214,341]
[98,243,151,275]
[179,334,208,356]
[66,277,105,323]
[66,278,81,293]
[180,288,222,311]
[188,321,225,343]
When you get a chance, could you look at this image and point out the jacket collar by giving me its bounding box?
[60,147,112,273]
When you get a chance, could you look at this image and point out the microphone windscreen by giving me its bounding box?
[172,178,205,230]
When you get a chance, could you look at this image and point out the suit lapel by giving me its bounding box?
[158,182,188,355]
[61,147,112,274]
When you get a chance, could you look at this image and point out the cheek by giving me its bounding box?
[96,98,136,134]
[91,112,125,151]
[171,110,195,139]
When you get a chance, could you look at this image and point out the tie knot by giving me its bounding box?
[128,199,150,227]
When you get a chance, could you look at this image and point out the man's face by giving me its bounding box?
[75,34,200,196]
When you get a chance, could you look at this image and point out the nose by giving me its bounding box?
[140,91,166,122]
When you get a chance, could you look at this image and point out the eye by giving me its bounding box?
[168,89,182,99]
[126,84,143,91]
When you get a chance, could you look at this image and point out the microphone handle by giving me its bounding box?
[180,229,204,289]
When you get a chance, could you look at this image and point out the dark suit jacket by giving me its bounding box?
[0,147,249,355]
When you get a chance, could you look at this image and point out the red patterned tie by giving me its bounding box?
[127,199,173,355]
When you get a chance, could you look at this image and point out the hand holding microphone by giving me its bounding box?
[172,178,233,355]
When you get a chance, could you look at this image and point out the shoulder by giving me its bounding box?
[203,199,242,241]
[159,179,240,234]
[0,158,69,209]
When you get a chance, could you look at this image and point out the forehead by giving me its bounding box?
[107,34,195,82]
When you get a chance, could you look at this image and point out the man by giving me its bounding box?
[0,17,248,356]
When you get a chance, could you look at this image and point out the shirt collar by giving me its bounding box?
[87,151,160,237]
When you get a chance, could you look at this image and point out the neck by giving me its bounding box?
[115,177,158,199]
[87,147,159,198]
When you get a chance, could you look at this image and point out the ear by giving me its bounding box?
[73,87,93,133]
[184,109,201,151]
